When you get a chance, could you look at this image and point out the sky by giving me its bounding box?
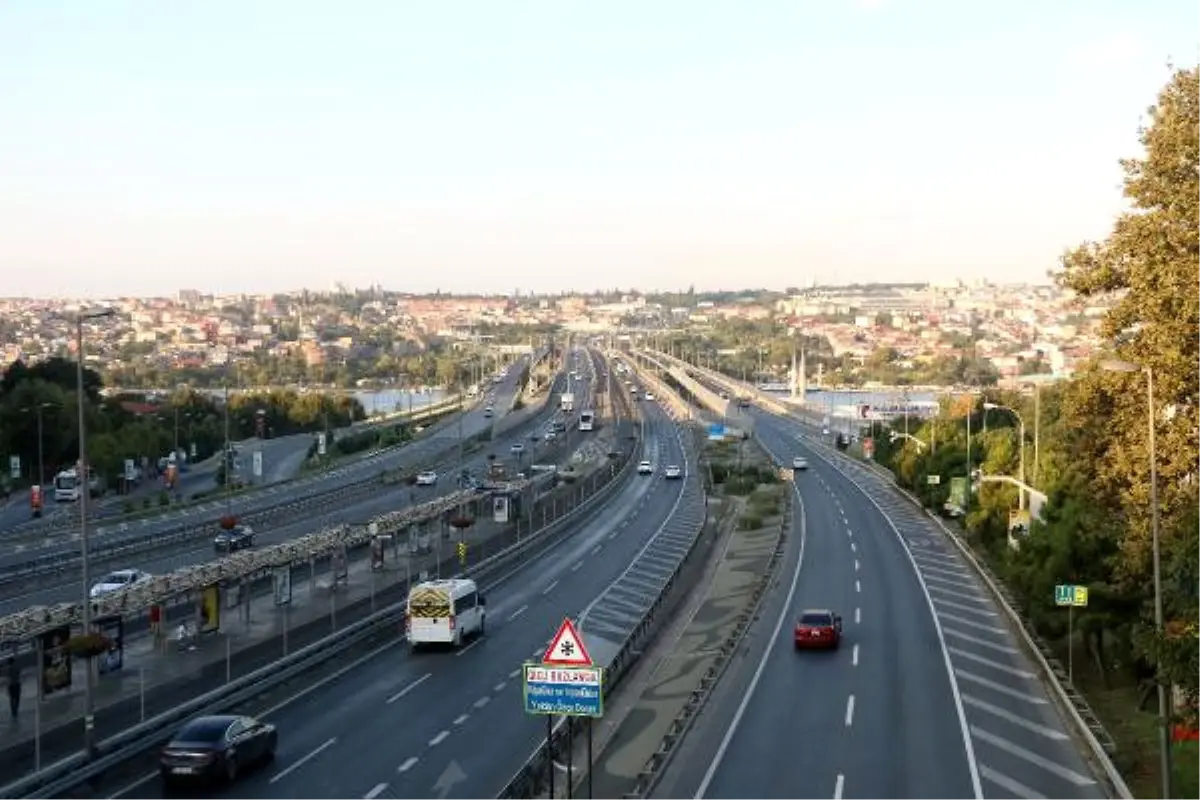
[0,0,1197,298]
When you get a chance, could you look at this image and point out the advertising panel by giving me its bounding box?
[39,625,72,697]
[199,584,220,633]
[274,567,292,606]
[94,616,124,675]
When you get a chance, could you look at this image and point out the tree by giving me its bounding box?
[1056,66,1199,696]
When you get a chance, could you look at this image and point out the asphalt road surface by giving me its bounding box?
[653,409,1104,800]
[0,366,583,618]
[0,363,532,568]
[115,400,688,800]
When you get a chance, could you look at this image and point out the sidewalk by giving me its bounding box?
[576,491,785,798]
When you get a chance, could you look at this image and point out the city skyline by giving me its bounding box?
[2,0,1196,297]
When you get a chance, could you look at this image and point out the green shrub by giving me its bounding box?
[158,491,170,506]
[738,512,764,530]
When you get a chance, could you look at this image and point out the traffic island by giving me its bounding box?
[561,437,789,799]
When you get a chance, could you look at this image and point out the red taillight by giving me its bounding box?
[449,615,456,631]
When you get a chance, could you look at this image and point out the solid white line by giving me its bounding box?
[844,694,855,726]
[364,782,389,799]
[455,640,481,657]
[543,579,560,595]
[855,580,861,593]
[852,644,859,666]
[269,737,337,784]
[833,773,845,800]
[855,607,861,624]
[453,713,470,725]
[571,561,583,572]
[695,476,807,799]
[429,730,450,746]
[508,604,528,621]
[386,673,431,704]
[397,757,419,773]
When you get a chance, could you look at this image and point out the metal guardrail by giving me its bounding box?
[2,395,641,800]
[497,422,708,799]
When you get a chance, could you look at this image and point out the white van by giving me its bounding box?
[405,579,486,650]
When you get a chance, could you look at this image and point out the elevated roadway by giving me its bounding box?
[652,401,1107,799]
[117,401,694,800]
[0,362,583,618]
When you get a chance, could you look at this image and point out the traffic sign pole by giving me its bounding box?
[1068,605,1074,684]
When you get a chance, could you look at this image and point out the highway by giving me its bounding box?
[0,362,581,617]
[0,363,530,570]
[116,400,691,800]
[653,405,1106,800]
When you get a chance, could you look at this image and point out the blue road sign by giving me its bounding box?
[522,664,604,718]
[708,423,725,441]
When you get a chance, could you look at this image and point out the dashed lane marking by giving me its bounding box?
[850,542,856,552]
[364,783,389,799]
[854,559,859,572]
[854,607,861,624]
[387,673,431,704]
[852,644,859,666]
[833,773,845,800]
[571,561,583,572]
[508,668,521,679]
[455,640,481,657]
[508,605,528,621]
[543,579,559,595]
[844,695,855,726]
[397,757,419,773]
[453,714,470,725]
[855,580,861,593]
[473,696,490,709]
[429,730,450,746]
[269,737,337,784]
[494,681,507,692]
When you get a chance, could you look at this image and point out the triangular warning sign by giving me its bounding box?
[542,618,593,666]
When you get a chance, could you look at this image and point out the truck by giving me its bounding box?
[560,392,575,412]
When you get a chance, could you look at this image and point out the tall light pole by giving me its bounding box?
[75,307,115,760]
[982,401,1026,510]
[21,401,53,490]
[1103,358,1171,799]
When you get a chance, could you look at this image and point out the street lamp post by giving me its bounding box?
[1102,358,1171,799]
[983,402,1026,510]
[75,307,115,760]
[21,401,53,490]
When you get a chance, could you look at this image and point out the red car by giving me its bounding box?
[794,609,843,649]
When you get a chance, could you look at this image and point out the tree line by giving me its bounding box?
[0,357,366,490]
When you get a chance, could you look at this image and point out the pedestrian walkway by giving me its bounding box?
[0,513,510,782]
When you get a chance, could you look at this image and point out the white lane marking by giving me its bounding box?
[695,470,808,799]
[397,757,419,773]
[854,607,861,624]
[938,612,1006,635]
[591,544,602,555]
[855,580,861,593]
[962,695,1068,739]
[364,782,389,799]
[387,673,432,704]
[979,764,1047,799]
[854,559,859,572]
[844,695,855,726]
[954,669,1048,703]
[970,727,1096,785]
[509,668,521,679]
[932,596,997,617]
[852,644,859,667]
[948,648,1034,679]
[473,696,491,709]
[846,527,852,537]
[269,737,337,784]
[833,773,845,800]
[509,604,528,621]
[925,582,981,601]
[850,542,856,552]
[543,579,560,595]
[429,730,450,746]
[913,550,967,568]
[921,563,978,582]
[455,640,481,657]
[805,442,983,799]
[494,681,507,692]
[571,561,583,572]
[921,571,978,590]
[944,628,1019,654]
[453,713,470,725]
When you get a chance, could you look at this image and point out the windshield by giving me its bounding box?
[100,572,131,585]
[800,612,833,626]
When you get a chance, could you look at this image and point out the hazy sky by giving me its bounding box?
[1,1,1196,298]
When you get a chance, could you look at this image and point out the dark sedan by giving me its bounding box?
[213,525,255,553]
[159,714,277,787]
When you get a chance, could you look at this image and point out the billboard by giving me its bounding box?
[39,625,72,697]
[199,584,220,634]
[274,567,292,606]
[493,494,510,523]
[94,616,124,676]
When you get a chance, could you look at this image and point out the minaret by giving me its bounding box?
[798,348,808,404]
[790,347,799,398]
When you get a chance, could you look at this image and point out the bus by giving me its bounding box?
[53,469,80,502]
[578,410,595,431]
[405,579,486,650]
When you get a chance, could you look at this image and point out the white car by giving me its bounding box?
[664,465,682,480]
[645,393,656,401]
[511,442,525,455]
[637,460,653,475]
[483,406,494,418]
[792,457,808,471]
[416,471,438,486]
[90,569,152,599]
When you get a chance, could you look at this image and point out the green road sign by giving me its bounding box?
[1055,584,1088,607]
